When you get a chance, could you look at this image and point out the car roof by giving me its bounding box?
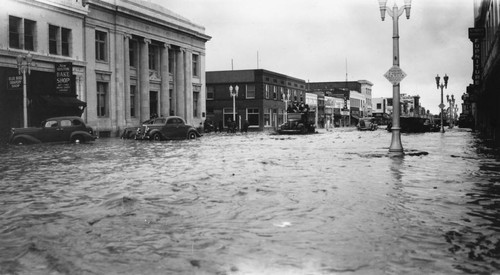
[46,116,83,120]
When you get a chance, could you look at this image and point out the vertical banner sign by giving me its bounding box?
[55,62,73,93]
[468,28,484,86]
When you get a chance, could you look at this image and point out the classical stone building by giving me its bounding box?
[0,0,210,141]
[0,0,88,142]
[84,0,210,136]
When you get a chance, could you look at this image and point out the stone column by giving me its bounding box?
[124,34,131,123]
[160,43,170,117]
[184,49,193,123]
[175,48,185,118]
[140,38,151,121]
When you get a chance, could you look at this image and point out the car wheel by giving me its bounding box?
[14,137,28,145]
[151,132,162,141]
[187,131,197,140]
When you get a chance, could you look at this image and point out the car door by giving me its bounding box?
[41,119,65,142]
[60,119,80,141]
[163,117,186,139]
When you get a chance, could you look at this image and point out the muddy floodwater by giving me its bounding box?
[0,128,499,274]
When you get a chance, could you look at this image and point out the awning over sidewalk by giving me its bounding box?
[41,95,87,108]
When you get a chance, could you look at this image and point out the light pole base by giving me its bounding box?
[389,127,404,155]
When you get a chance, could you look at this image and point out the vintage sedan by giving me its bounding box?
[134,116,201,140]
[356,117,378,131]
[9,116,96,145]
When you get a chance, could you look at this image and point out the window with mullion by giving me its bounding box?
[95,30,107,61]
[61,28,71,56]
[49,25,58,55]
[24,19,36,51]
[9,16,21,49]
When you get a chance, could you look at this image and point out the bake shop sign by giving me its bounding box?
[55,62,73,93]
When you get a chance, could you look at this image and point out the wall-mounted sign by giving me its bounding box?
[55,62,73,93]
[7,75,23,90]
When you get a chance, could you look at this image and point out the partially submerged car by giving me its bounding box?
[277,112,316,134]
[9,116,96,145]
[133,116,201,140]
[356,117,378,131]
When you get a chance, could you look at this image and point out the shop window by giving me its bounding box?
[247,108,259,126]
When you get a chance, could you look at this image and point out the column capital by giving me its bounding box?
[124,33,132,40]
[143,38,151,44]
[163,43,171,49]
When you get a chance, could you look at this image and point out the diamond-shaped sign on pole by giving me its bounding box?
[384,65,407,85]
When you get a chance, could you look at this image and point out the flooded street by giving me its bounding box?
[0,128,499,275]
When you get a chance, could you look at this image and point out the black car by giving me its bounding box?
[134,116,201,140]
[9,116,96,145]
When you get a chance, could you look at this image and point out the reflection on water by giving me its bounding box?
[0,128,499,274]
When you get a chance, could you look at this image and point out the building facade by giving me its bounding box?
[0,0,88,142]
[206,69,307,131]
[84,0,210,136]
[0,0,210,141]
[467,0,500,143]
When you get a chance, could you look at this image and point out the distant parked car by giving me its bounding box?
[9,116,96,145]
[134,116,201,140]
[357,117,378,131]
[121,118,160,139]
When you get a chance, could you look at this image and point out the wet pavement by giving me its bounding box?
[0,127,499,274]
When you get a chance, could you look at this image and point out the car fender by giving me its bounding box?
[11,134,42,144]
[70,131,95,141]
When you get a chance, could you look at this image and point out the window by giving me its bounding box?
[265,84,270,99]
[95,30,107,61]
[130,85,136,117]
[376,103,382,109]
[273,86,277,100]
[48,24,71,56]
[148,44,158,70]
[60,120,72,127]
[168,49,174,73]
[44,120,58,128]
[247,108,259,126]
[97,82,108,117]
[9,16,21,49]
[24,19,35,51]
[193,91,199,117]
[61,28,71,56]
[207,86,214,100]
[192,54,199,77]
[129,40,137,67]
[49,25,59,54]
[246,84,255,99]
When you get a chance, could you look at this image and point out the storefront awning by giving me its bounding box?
[41,95,87,108]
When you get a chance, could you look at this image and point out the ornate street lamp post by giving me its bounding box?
[229,85,239,123]
[16,53,33,128]
[435,74,449,133]
[379,0,412,155]
[282,89,291,123]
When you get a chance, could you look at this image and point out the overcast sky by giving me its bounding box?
[154,0,473,114]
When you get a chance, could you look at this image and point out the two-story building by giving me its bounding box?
[206,69,307,131]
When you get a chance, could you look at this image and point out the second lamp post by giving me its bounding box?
[435,74,449,133]
[229,85,239,123]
